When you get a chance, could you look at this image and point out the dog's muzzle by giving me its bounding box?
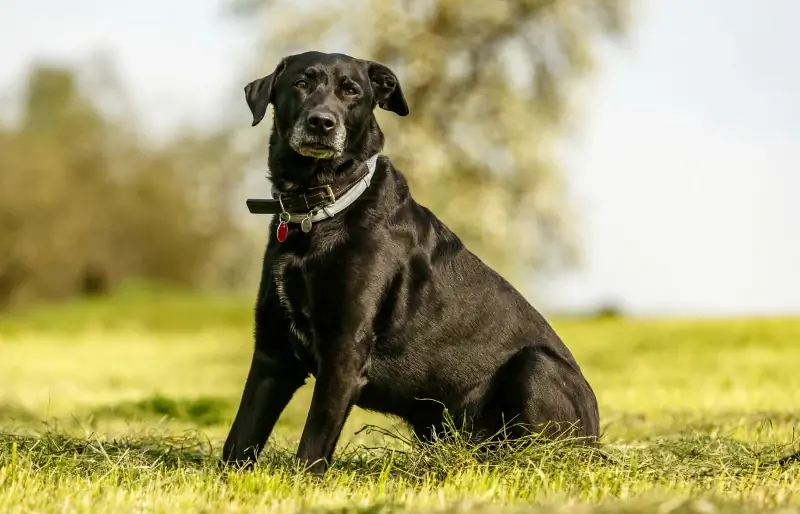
[289,110,346,159]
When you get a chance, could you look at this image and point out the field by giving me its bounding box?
[1,288,798,513]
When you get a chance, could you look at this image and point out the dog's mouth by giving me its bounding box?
[297,142,338,159]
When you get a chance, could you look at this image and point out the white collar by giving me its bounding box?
[271,153,380,224]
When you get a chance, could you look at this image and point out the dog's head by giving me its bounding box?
[245,51,408,164]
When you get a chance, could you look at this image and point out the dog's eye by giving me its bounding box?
[343,86,359,96]
[294,79,308,89]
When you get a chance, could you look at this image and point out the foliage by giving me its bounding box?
[0,63,258,310]
[231,0,631,280]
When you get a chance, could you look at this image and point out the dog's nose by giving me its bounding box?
[307,112,337,134]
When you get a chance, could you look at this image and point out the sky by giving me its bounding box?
[1,0,798,316]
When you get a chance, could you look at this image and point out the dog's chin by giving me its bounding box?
[291,142,341,160]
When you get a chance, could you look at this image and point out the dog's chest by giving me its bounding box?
[272,252,319,372]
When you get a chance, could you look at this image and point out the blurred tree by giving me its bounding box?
[230,0,630,282]
[0,63,254,309]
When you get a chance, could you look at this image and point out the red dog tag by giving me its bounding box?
[276,220,288,242]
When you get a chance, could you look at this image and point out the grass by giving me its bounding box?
[0,289,799,513]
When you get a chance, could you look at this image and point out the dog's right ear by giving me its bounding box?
[244,59,287,127]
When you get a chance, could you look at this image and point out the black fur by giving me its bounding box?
[222,51,599,475]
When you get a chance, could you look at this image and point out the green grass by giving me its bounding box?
[0,281,251,335]
[1,290,798,513]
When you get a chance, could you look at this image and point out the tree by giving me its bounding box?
[0,63,255,309]
[230,0,630,284]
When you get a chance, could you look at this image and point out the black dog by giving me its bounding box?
[222,51,599,475]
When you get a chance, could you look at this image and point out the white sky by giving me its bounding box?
[1,0,798,316]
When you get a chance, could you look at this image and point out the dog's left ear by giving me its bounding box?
[244,58,287,127]
[366,61,409,117]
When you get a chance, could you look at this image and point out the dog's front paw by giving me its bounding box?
[219,457,256,472]
[221,438,261,471]
[297,456,328,477]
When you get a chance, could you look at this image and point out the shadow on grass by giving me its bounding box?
[87,394,232,427]
[0,404,40,425]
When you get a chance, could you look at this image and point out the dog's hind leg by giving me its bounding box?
[483,346,600,443]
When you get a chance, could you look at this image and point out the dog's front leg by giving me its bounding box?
[295,344,369,475]
[222,276,307,468]
[222,349,306,467]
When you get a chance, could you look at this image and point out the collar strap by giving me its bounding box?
[246,154,380,224]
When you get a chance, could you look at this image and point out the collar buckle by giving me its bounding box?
[307,184,336,205]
